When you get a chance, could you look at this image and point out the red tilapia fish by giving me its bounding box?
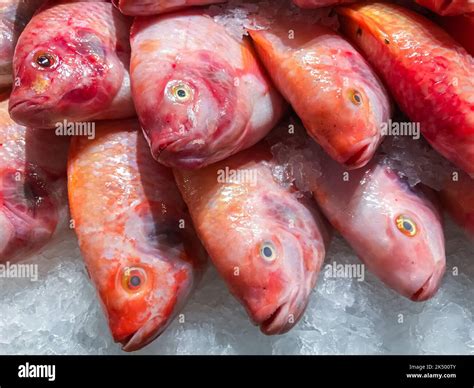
[68,119,207,351]
[439,171,474,238]
[113,0,225,15]
[0,0,45,88]
[249,18,390,168]
[0,97,69,263]
[337,3,474,177]
[415,0,474,15]
[8,1,135,128]
[130,10,285,169]
[272,128,446,301]
[174,142,330,334]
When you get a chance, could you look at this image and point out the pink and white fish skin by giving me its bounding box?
[312,149,446,301]
[8,1,135,128]
[174,142,330,334]
[130,10,285,169]
[0,97,68,263]
[113,0,225,15]
[0,0,45,88]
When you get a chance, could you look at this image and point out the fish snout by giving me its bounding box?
[256,287,307,335]
[0,211,15,262]
[9,95,52,127]
[120,313,170,352]
[410,260,446,302]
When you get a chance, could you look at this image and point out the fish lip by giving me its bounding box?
[153,138,207,169]
[258,288,305,335]
[120,314,170,352]
[343,137,379,169]
[8,98,51,126]
[410,262,445,302]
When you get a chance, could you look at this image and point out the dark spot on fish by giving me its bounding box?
[356,27,362,37]
[384,38,390,44]
[130,275,141,287]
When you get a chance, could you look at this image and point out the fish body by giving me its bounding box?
[309,143,446,301]
[130,10,285,169]
[437,13,474,55]
[68,119,207,351]
[439,171,474,238]
[113,0,225,15]
[174,142,330,334]
[0,0,45,88]
[0,97,68,262]
[249,20,390,168]
[9,1,135,128]
[337,2,474,177]
[415,0,474,15]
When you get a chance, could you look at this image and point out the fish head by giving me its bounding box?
[138,52,237,169]
[354,167,446,301]
[216,186,326,335]
[9,26,123,127]
[96,210,204,352]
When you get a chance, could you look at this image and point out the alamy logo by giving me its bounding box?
[217,167,258,186]
[18,363,55,381]
[0,262,38,281]
[55,120,95,139]
[381,119,420,140]
[324,261,365,282]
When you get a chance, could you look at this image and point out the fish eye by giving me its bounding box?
[32,51,58,70]
[121,266,147,292]
[349,89,363,106]
[395,215,417,237]
[260,241,277,262]
[166,80,194,103]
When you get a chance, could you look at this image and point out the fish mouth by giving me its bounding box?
[120,314,170,352]
[151,136,207,169]
[343,138,379,169]
[9,98,52,127]
[258,288,307,335]
[410,262,446,302]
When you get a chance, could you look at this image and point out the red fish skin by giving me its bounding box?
[249,19,391,169]
[68,119,207,351]
[337,2,474,178]
[174,142,330,334]
[439,171,474,238]
[113,0,226,15]
[436,13,474,56]
[8,1,135,128]
[415,0,474,15]
[0,97,69,263]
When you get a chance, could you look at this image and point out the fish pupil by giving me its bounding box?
[177,89,186,98]
[130,276,141,287]
[37,55,52,67]
[403,221,412,231]
[263,246,273,258]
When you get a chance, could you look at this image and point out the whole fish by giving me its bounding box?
[9,1,135,128]
[68,119,207,351]
[439,171,474,238]
[437,13,474,55]
[271,124,446,301]
[337,2,474,178]
[0,96,68,263]
[130,10,285,169]
[0,0,45,88]
[293,0,356,8]
[249,19,390,168]
[174,142,330,334]
[113,0,225,15]
[415,0,474,15]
